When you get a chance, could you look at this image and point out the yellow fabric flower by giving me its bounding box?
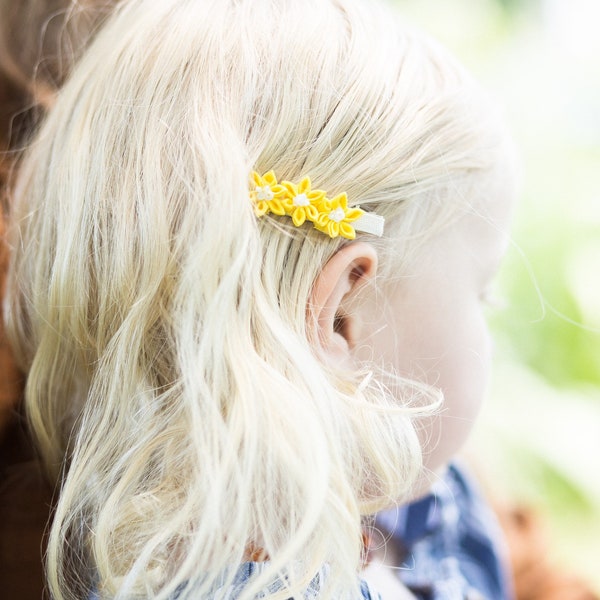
[250,169,383,238]
[250,171,286,217]
[314,193,364,239]
[280,176,325,227]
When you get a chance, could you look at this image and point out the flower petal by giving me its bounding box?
[316,199,330,213]
[305,205,319,221]
[298,177,311,193]
[327,221,339,238]
[344,208,363,222]
[282,181,297,196]
[334,192,349,209]
[263,171,277,185]
[339,222,356,239]
[254,201,269,217]
[292,208,306,227]
[315,212,329,228]
[281,196,295,212]
[252,171,263,187]
[269,199,286,216]
[308,190,326,202]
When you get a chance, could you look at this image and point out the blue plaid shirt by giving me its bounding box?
[196,563,380,599]
[376,462,514,600]
[90,563,381,599]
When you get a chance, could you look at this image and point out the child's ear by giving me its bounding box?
[308,242,378,364]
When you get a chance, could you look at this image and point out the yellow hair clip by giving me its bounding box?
[249,171,384,240]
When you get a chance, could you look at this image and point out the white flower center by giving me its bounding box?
[256,185,274,201]
[293,193,310,207]
[328,207,346,223]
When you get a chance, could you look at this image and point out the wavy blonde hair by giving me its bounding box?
[4,0,509,598]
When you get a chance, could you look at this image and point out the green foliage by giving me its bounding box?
[492,0,538,14]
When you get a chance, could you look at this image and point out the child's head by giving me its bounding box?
[4,0,514,597]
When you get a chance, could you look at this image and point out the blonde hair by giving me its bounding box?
[4,0,509,598]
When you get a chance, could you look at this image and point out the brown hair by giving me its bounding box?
[0,4,119,598]
[0,0,117,196]
[0,0,119,437]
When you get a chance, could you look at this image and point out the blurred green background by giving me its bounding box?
[395,0,600,591]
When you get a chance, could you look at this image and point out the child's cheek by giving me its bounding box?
[415,306,492,478]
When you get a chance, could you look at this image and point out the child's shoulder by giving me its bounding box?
[375,462,513,600]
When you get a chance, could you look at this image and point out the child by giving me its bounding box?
[3,0,515,598]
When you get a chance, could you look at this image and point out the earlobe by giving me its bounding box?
[308,242,377,362]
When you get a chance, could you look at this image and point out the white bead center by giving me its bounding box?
[293,193,310,207]
[328,207,346,223]
[256,186,274,201]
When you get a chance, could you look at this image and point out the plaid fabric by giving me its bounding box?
[200,562,381,599]
[376,462,514,600]
[90,563,381,599]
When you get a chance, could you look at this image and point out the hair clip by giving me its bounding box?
[250,171,384,240]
